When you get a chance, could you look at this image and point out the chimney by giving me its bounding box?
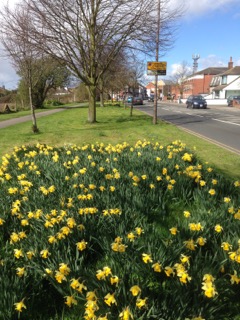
[228,57,233,69]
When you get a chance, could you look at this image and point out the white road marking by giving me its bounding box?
[212,118,240,127]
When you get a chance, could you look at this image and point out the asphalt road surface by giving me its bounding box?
[136,101,240,155]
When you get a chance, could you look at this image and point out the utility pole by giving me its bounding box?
[153,0,160,125]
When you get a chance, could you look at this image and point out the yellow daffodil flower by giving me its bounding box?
[104,293,117,306]
[136,297,147,309]
[142,253,152,263]
[65,295,77,307]
[119,306,133,320]
[130,285,141,296]
[14,299,26,312]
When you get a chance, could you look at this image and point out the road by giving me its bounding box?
[136,101,240,155]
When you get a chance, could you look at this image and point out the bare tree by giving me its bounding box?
[170,61,192,99]
[14,0,183,123]
[0,3,40,132]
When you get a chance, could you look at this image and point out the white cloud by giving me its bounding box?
[169,0,240,18]
[199,55,226,68]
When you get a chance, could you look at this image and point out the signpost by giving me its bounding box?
[147,61,167,76]
[147,61,167,124]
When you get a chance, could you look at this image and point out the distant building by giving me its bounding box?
[171,57,234,99]
[145,79,169,99]
[210,62,240,99]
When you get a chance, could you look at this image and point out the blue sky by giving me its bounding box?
[1,0,240,89]
[163,0,240,76]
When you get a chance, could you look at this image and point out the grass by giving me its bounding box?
[0,104,239,180]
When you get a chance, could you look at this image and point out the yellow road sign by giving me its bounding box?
[147,61,167,71]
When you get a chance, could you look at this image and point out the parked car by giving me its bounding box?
[132,97,143,105]
[186,95,207,109]
[127,96,133,103]
[227,95,240,107]
[148,95,154,102]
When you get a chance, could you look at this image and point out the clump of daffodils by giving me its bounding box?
[0,140,239,319]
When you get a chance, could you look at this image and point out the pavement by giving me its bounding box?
[0,108,66,129]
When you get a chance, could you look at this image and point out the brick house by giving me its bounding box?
[170,57,235,99]
[180,67,228,98]
[145,79,169,99]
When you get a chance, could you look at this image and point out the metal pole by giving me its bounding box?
[153,0,160,124]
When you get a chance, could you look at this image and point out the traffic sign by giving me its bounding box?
[147,61,167,75]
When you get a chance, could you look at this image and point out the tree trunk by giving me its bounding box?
[87,84,97,123]
[29,84,38,132]
[99,78,104,107]
[28,67,39,133]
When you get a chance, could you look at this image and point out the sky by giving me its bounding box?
[0,0,240,89]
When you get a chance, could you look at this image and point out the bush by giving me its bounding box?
[0,140,239,319]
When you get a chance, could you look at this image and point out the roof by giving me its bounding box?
[218,66,240,76]
[145,82,155,89]
[193,67,228,76]
[212,84,227,91]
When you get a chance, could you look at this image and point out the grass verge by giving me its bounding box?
[0,104,239,180]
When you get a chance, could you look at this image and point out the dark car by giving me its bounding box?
[132,97,143,105]
[227,95,240,107]
[186,95,207,109]
[148,95,154,102]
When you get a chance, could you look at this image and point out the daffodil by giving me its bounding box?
[208,189,216,196]
[135,227,144,235]
[165,266,175,277]
[14,248,24,259]
[14,299,26,312]
[184,239,196,251]
[130,285,141,296]
[40,249,50,259]
[214,224,223,233]
[127,232,135,242]
[196,237,207,246]
[119,306,133,320]
[224,197,231,203]
[104,293,117,306]
[55,271,67,283]
[110,275,119,285]
[152,262,162,272]
[183,210,191,218]
[221,242,232,251]
[59,263,71,275]
[16,267,25,277]
[230,270,240,284]
[65,295,77,307]
[136,297,147,309]
[76,240,88,251]
[142,253,152,263]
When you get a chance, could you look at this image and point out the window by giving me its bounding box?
[221,75,227,85]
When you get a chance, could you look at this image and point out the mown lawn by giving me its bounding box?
[0,104,239,180]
